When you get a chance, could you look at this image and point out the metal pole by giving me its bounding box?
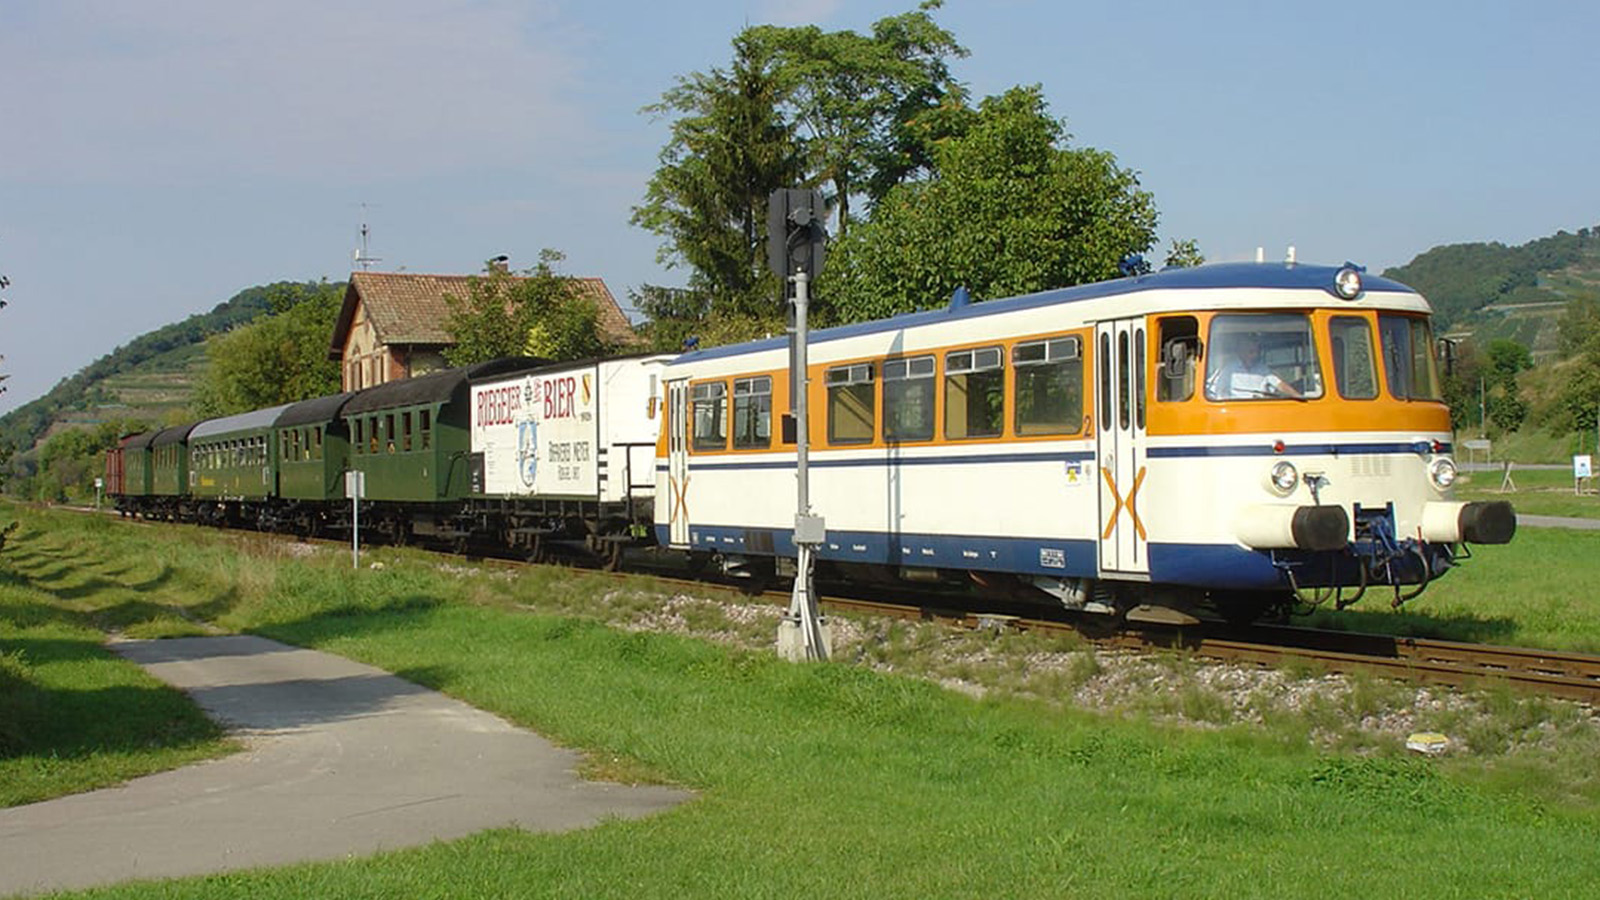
[784,269,829,661]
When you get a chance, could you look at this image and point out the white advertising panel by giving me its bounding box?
[472,368,598,497]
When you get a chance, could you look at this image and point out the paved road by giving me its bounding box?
[0,636,689,898]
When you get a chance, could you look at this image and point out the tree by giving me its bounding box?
[821,86,1158,323]
[632,33,804,331]
[1481,338,1532,433]
[191,282,344,418]
[748,2,967,235]
[1163,238,1205,268]
[441,251,616,366]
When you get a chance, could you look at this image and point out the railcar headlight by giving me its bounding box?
[1429,457,1458,490]
[1334,265,1363,300]
[1270,461,1299,495]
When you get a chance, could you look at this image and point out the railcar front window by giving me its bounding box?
[883,356,935,442]
[1014,337,1083,435]
[945,347,1003,439]
[1329,316,1379,399]
[1204,314,1324,401]
[1378,315,1442,401]
[732,376,772,449]
[691,382,728,451]
[827,364,875,444]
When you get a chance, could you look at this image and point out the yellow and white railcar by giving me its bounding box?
[654,261,1514,617]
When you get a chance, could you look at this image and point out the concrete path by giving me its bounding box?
[0,636,689,897]
[1521,513,1600,530]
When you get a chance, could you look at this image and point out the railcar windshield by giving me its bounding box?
[1378,314,1442,401]
[1204,314,1324,401]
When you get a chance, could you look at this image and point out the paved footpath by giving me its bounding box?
[0,635,689,897]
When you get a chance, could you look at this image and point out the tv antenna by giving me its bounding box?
[353,203,383,271]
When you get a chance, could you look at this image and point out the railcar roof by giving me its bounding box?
[276,392,359,428]
[671,261,1416,366]
[343,358,546,414]
[191,404,295,440]
[124,431,159,450]
[151,423,198,448]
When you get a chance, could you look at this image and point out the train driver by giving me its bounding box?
[1207,333,1302,399]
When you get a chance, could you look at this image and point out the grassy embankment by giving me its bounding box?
[3,504,1600,898]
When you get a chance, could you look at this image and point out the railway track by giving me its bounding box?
[816,596,1600,705]
[59,507,1600,705]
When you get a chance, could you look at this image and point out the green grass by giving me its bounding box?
[0,518,232,806]
[1300,527,1600,652]
[6,504,1600,897]
[1455,466,1600,519]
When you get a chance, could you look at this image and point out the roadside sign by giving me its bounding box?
[1576,455,1593,479]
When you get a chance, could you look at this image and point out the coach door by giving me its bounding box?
[1094,318,1150,577]
[666,379,691,547]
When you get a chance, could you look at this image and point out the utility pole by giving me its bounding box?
[768,189,831,662]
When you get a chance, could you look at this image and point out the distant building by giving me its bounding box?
[327,271,636,392]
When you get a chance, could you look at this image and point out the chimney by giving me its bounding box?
[488,254,510,273]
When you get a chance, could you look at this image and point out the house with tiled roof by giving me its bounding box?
[327,270,637,392]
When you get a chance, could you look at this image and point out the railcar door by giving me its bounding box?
[1094,318,1150,577]
[666,379,691,547]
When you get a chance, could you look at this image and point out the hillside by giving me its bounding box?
[0,281,338,453]
[1384,226,1600,361]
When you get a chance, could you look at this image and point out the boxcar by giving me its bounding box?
[468,353,673,559]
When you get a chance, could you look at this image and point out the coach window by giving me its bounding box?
[1156,317,1200,402]
[1329,316,1379,399]
[883,356,935,442]
[692,382,729,451]
[314,426,323,460]
[732,376,772,450]
[419,410,432,450]
[1378,314,1441,401]
[1098,333,1112,431]
[946,347,1004,440]
[353,420,365,455]
[384,414,396,453]
[1013,337,1083,435]
[827,363,875,444]
[402,412,414,452]
[368,417,380,454]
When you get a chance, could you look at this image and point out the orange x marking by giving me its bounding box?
[669,473,691,528]
[1100,465,1148,541]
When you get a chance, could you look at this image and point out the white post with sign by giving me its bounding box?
[345,470,365,568]
[1575,455,1593,496]
[94,477,103,510]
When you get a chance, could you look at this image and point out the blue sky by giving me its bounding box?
[2,0,1597,416]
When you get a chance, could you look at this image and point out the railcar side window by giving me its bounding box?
[691,382,728,451]
[1013,337,1082,435]
[1156,317,1199,402]
[353,420,365,455]
[945,347,1003,439]
[826,364,875,444]
[402,412,414,452]
[1204,314,1325,401]
[1329,316,1379,399]
[419,410,432,450]
[732,376,772,449]
[1378,315,1442,401]
[883,356,935,442]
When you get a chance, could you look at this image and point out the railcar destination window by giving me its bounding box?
[1329,316,1379,399]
